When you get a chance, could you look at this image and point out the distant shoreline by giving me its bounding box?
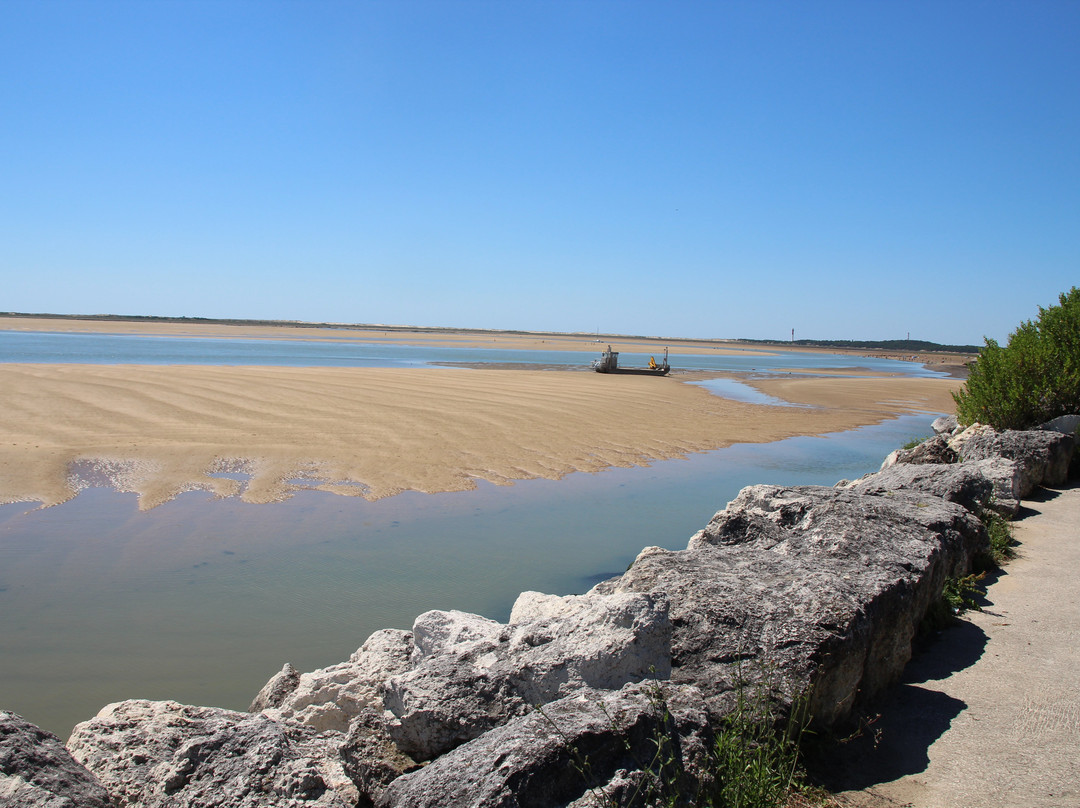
[0,312,976,372]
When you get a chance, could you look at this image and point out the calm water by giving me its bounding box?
[0,330,944,737]
[0,329,945,376]
[0,416,940,739]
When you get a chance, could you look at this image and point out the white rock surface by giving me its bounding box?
[258,629,414,733]
[382,591,671,760]
[68,699,357,808]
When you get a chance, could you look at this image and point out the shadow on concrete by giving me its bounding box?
[808,619,988,791]
[904,616,988,683]
[809,685,968,791]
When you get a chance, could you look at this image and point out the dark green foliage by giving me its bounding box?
[953,288,1080,429]
[983,511,1016,567]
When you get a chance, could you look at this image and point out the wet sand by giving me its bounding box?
[0,360,960,510]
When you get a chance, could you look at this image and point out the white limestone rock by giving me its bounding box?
[1038,413,1080,435]
[931,414,960,436]
[951,426,1075,495]
[376,682,711,808]
[410,610,503,659]
[381,591,671,760]
[249,662,301,712]
[847,457,1023,517]
[258,629,414,733]
[67,699,357,808]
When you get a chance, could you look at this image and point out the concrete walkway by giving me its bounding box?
[833,482,1080,808]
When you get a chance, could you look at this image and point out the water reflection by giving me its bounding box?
[0,413,937,738]
[0,329,944,377]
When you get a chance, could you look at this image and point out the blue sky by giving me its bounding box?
[1,1,1076,344]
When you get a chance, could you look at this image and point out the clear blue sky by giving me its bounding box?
[2,1,1076,344]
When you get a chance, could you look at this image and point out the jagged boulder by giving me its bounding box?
[250,663,301,712]
[949,426,1075,495]
[377,682,711,808]
[339,712,422,806]
[593,485,987,728]
[66,700,357,808]
[879,435,958,469]
[255,629,414,733]
[1037,414,1080,435]
[845,457,1022,517]
[381,591,671,761]
[0,711,111,808]
[931,414,960,436]
[409,610,503,658]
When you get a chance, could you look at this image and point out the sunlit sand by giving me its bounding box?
[0,356,960,509]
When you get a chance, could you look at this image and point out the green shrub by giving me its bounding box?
[953,287,1080,430]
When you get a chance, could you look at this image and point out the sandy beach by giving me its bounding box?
[0,317,963,509]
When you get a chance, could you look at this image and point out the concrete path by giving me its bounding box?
[832,482,1080,808]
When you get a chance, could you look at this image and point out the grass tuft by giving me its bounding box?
[983,511,1016,566]
[542,671,818,808]
[899,436,929,451]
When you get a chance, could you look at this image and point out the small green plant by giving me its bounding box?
[921,573,985,634]
[541,671,814,808]
[942,573,985,613]
[704,676,810,808]
[900,436,929,451]
[983,511,1016,566]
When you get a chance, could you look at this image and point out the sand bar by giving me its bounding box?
[0,316,771,356]
[0,362,960,510]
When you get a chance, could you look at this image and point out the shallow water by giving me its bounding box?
[689,377,813,407]
[0,413,939,738]
[0,329,945,377]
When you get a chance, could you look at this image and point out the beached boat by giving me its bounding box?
[591,345,670,375]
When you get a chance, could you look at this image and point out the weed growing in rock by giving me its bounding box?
[704,677,810,808]
[541,674,815,808]
[942,573,985,613]
[921,573,985,634]
[983,511,1016,566]
[900,436,929,451]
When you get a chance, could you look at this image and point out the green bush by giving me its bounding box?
[953,287,1080,430]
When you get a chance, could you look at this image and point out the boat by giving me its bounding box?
[591,345,670,375]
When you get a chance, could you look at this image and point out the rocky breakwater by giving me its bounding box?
[3,419,1075,807]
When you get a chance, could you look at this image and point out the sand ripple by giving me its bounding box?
[0,364,960,509]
